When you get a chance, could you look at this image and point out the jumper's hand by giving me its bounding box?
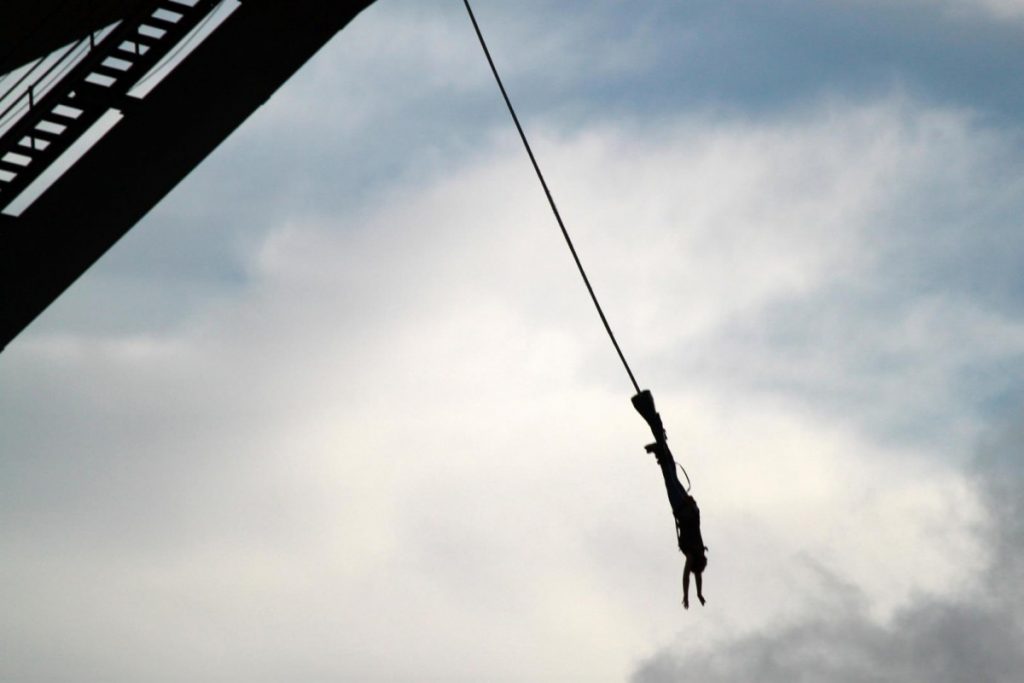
[698,595,706,606]
[683,597,689,609]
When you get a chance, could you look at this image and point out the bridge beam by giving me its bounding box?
[1,0,374,351]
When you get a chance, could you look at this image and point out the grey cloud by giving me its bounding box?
[401,1,1024,128]
[632,421,1024,683]
[31,0,1024,341]
[601,0,1024,124]
[671,109,1024,451]
[5,2,1024,679]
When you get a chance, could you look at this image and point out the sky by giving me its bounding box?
[2,0,1024,680]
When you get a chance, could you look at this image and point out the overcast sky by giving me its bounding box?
[3,0,1024,680]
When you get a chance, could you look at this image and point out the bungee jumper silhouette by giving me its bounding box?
[633,390,708,608]
[464,0,708,606]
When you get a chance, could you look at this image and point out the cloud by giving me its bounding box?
[5,0,1024,676]
[953,0,1024,18]
[4,91,1019,680]
[632,419,1024,683]
[27,0,1024,343]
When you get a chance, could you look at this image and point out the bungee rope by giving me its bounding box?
[462,0,695,491]
[461,0,640,396]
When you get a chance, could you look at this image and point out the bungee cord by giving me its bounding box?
[462,0,641,396]
[462,0,696,494]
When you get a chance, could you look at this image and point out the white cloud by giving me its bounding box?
[633,421,1024,682]
[6,88,1020,680]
